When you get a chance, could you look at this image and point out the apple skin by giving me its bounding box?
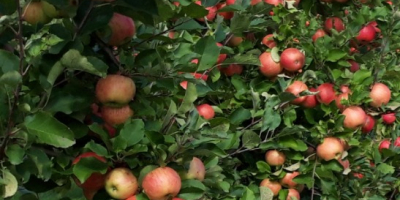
[187,157,206,181]
[340,85,352,94]
[316,137,344,161]
[316,83,336,105]
[126,196,137,200]
[226,0,236,4]
[22,1,55,25]
[104,168,138,200]
[285,81,308,105]
[280,172,300,188]
[280,48,305,72]
[72,152,107,191]
[356,25,376,43]
[348,60,360,72]
[393,137,400,147]
[96,75,136,106]
[379,139,390,152]
[286,188,301,200]
[312,29,327,42]
[104,13,136,46]
[382,113,396,125]
[302,88,319,108]
[216,3,234,20]
[227,36,244,47]
[324,17,345,33]
[362,115,375,133]
[216,43,227,64]
[219,64,243,76]
[370,83,391,108]
[196,104,215,120]
[195,1,217,21]
[259,52,283,78]
[101,105,134,126]
[142,167,182,200]
[262,34,277,48]
[264,0,284,6]
[353,173,364,179]
[335,92,349,111]
[265,150,286,166]
[342,106,367,130]
[260,179,281,196]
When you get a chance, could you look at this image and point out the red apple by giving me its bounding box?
[285,81,308,105]
[342,106,367,130]
[280,172,300,188]
[394,137,400,147]
[353,173,364,179]
[216,3,234,20]
[142,167,182,200]
[379,139,390,152]
[312,29,327,42]
[101,13,136,46]
[96,75,136,105]
[105,168,138,199]
[259,52,283,77]
[260,179,281,196]
[262,34,277,48]
[382,113,396,125]
[264,0,284,6]
[335,93,349,111]
[196,104,215,120]
[101,105,133,126]
[187,157,206,181]
[324,17,345,33]
[195,1,217,21]
[370,83,391,107]
[348,60,360,72]
[227,35,244,47]
[216,43,227,64]
[316,83,336,105]
[72,152,107,191]
[180,72,208,90]
[362,115,375,133]
[126,196,137,200]
[340,85,352,94]
[83,188,97,200]
[286,188,300,200]
[302,88,319,108]
[226,0,236,4]
[316,137,344,161]
[265,150,286,166]
[280,48,305,72]
[356,25,376,43]
[219,64,243,76]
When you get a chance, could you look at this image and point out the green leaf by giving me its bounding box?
[279,137,307,151]
[73,156,108,184]
[181,179,206,190]
[5,144,25,165]
[230,13,251,35]
[194,36,220,71]
[123,0,159,15]
[76,3,113,35]
[178,82,198,115]
[229,107,252,125]
[222,53,261,66]
[0,50,19,73]
[60,49,108,77]
[0,71,22,87]
[293,174,313,188]
[240,187,256,200]
[181,2,208,18]
[260,186,274,200]
[113,119,145,151]
[256,161,271,173]
[376,163,395,175]
[83,141,108,157]
[326,49,347,62]
[161,100,177,132]
[27,148,53,180]
[261,96,281,132]
[24,111,76,148]
[174,18,206,30]
[242,130,261,149]
[352,69,372,85]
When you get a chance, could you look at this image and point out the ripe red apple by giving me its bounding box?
[196,104,215,120]
[227,36,244,47]
[216,43,227,64]
[312,29,327,42]
[285,81,308,105]
[356,25,376,43]
[259,52,283,77]
[286,189,300,200]
[362,115,375,133]
[382,113,396,125]
[216,3,234,20]
[219,64,243,76]
[342,106,367,130]
[226,0,236,4]
[22,1,57,25]
[340,85,352,94]
[280,48,305,72]
[262,34,277,48]
[348,60,360,72]
[302,88,319,108]
[101,13,136,46]
[142,167,182,200]
[260,179,281,196]
[316,137,344,161]
[280,172,300,188]
[370,83,391,107]
[105,168,138,199]
[126,196,137,200]
[96,74,136,105]
[72,152,107,191]
[264,0,284,6]
[379,139,391,152]
[353,173,364,179]
[187,157,206,181]
[265,150,286,166]
[316,83,336,105]
[101,105,133,126]
[195,1,217,21]
[394,137,400,147]
[338,159,350,170]
[324,17,345,33]
[335,93,349,111]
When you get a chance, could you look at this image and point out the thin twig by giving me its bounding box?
[310,159,319,200]
[73,0,95,41]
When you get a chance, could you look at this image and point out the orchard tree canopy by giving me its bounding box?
[1,0,400,199]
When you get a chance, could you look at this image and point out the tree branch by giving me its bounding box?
[73,0,95,41]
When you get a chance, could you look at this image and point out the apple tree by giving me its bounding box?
[1,0,400,199]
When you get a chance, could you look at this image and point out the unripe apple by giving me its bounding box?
[219,64,243,76]
[101,105,133,126]
[22,1,55,25]
[379,139,390,152]
[316,137,344,161]
[99,13,136,46]
[362,115,375,133]
[262,34,277,48]
[196,104,215,120]
[312,29,327,42]
[259,52,282,77]
[324,17,345,33]
[105,168,138,199]
[227,35,244,47]
[216,3,234,20]
[96,74,136,105]
[285,81,308,105]
[195,1,217,21]
[356,25,376,43]
[302,88,319,108]
[370,83,391,107]
[72,152,107,191]
[348,60,360,72]
[186,157,206,181]
[286,188,300,200]
[260,179,281,196]
[335,93,349,111]
[382,113,396,125]
[316,83,336,105]
[216,43,227,64]
[265,150,286,166]
[142,167,182,200]
[342,106,367,130]
[280,48,305,72]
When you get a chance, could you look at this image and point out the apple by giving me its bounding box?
[227,35,244,47]
[260,179,281,196]
[316,83,336,105]
[262,34,277,48]
[219,64,243,76]
[340,85,352,94]
[265,150,286,166]
[348,60,360,72]
[312,29,327,42]
[195,1,217,21]
[187,157,206,181]
[316,137,344,161]
[379,139,390,152]
[369,83,391,107]
[362,115,375,133]
[22,1,57,25]
[394,137,400,147]
[180,73,208,90]
[142,167,182,200]
[105,168,138,199]
[216,3,234,20]
[342,106,367,130]
[259,52,283,77]
[338,159,350,170]
[324,17,345,33]
[353,173,364,179]
[264,0,284,6]
[285,81,308,105]
[382,113,396,125]
[216,43,227,64]
[368,21,381,33]
[251,0,262,5]
[226,0,236,4]
[196,104,215,120]
[286,188,301,200]
[280,171,300,188]
[100,13,136,46]
[335,93,349,111]
[72,152,107,191]
[280,48,305,72]
[96,74,136,105]
[356,25,376,43]
[302,88,319,108]
[101,105,133,126]
[126,196,137,200]
[83,188,97,200]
